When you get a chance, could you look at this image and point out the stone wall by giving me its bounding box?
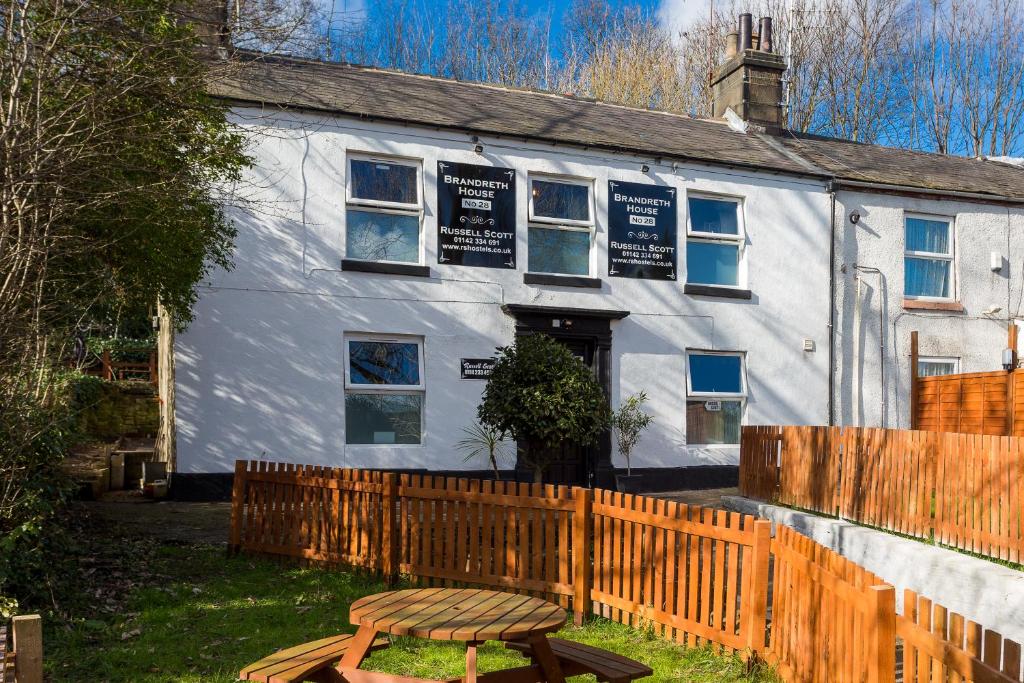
[76,380,159,440]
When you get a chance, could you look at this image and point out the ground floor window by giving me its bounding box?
[344,335,424,444]
[917,356,959,377]
[685,351,746,445]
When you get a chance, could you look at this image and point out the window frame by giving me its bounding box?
[904,213,955,302]
[526,174,595,276]
[344,153,424,265]
[344,333,425,392]
[685,349,746,448]
[685,192,746,289]
[917,356,960,377]
[685,350,747,399]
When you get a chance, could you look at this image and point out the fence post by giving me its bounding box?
[101,348,113,381]
[744,519,772,654]
[12,614,42,683]
[867,585,896,683]
[381,472,398,586]
[228,460,246,556]
[572,487,592,626]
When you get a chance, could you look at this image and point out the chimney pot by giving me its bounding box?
[725,31,739,58]
[759,17,774,52]
[738,14,753,51]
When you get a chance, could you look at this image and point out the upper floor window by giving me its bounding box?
[917,356,959,377]
[527,176,593,276]
[686,195,744,287]
[345,155,422,264]
[686,351,746,446]
[905,215,953,299]
[344,334,424,445]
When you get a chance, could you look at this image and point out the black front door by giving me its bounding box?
[501,304,630,489]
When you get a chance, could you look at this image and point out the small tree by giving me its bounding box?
[455,421,511,480]
[611,392,654,476]
[478,334,610,483]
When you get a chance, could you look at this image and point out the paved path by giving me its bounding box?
[651,487,736,509]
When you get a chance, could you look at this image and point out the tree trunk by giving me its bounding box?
[533,464,544,484]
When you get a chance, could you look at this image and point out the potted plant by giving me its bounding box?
[455,420,511,480]
[478,334,610,484]
[611,391,654,493]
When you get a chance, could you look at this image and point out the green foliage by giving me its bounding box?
[455,421,512,480]
[85,336,156,362]
[611,391,654,475]
[478,334,610,479]
[0,394,76,614]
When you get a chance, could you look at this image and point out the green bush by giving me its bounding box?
[0,389,76,615]
[478,334,610,482]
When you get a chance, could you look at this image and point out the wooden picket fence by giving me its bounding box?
[0,616,43,683]
[738,425,1024,563]
[229,459,1024,682]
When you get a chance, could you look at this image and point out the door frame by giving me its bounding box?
[501,304,630,488]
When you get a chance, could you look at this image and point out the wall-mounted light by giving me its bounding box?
[991,251,1003,272]
[849,210,861,224]
[471,136,483,154]
[1003,347,1016,371]
[641,164,650,173]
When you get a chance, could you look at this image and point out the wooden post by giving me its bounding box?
[910,331,920,430]
[228,460,247,555]
[866,585,896,683]
[571,487,592,626]
[102,348,113,381]
[381,472,398,585]
[149,350,158,387]
[744,520,772,654]
[12,614,42,683]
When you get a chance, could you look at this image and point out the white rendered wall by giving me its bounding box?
[833,190,1024,428]
[174,107,832,474]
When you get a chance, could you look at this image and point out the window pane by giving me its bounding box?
[688,197,739,235]
[906,217,950,254]
[528,226,590,275]
[532,180,590,221]
[686,400,742,445]
[349,341,420,386]
[686,241,739,286]
[688,354,743,394]
[346,209,419,263]
[918,361,956,377]
[345,393,422,444]
[350,159,418,204]
[905,257,950,298]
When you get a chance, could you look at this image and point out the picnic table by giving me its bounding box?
[240,587,652,683]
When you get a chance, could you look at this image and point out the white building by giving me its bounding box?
[160,24,1024,498]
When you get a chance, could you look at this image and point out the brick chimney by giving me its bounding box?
[710,14,786,132]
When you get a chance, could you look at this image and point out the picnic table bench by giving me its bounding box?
[240,588,652,683]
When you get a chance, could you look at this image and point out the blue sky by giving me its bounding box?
[317,0,714,48]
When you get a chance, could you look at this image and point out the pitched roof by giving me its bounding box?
[210,51,1024,203]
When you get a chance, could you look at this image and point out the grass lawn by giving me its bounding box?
[46,506,777,682]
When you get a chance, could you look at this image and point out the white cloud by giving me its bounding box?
[656,0,713,38]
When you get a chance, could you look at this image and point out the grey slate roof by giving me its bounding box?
[211,52,1024,202]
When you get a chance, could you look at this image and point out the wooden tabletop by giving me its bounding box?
[349,588,566,642]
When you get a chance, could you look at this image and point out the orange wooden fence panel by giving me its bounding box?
[900,589,1023,682]
[589,490,768,654]
[741,426,1024,558]
[396,476,577,607]
[228,460,386,568]
[916,371,1010,436]
[739,425,782,501]
[766,525,894,683]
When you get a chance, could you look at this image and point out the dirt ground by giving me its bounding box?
[85,491,232,545]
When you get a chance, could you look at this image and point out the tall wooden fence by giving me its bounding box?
[914,369,1024,437]
[230,459,1024,682]
[738,425,1024,563]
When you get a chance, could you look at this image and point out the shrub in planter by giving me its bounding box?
[611,392,654,492]
[478,334,610,483]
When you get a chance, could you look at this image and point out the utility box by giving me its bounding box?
[109,452,125,490]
